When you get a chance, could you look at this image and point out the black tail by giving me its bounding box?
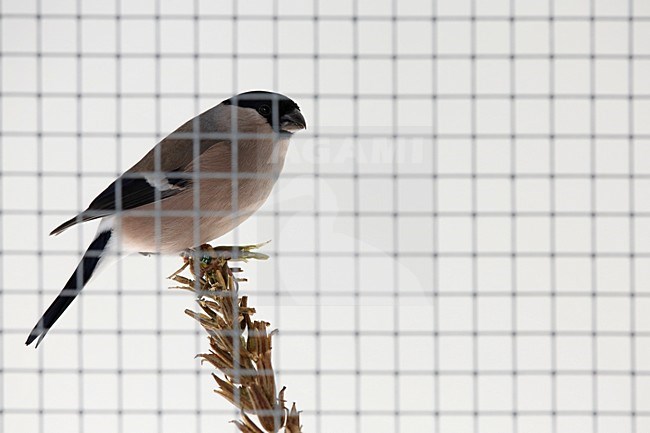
[26,230,113,347]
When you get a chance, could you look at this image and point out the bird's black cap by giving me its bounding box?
[224,90,305,132]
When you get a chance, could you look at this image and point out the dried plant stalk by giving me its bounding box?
[169,243,302,433]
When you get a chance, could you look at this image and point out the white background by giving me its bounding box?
[2,0,650,432]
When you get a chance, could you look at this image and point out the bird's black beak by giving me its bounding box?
[280,109,307,133]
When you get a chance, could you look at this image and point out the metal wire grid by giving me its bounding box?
[1,0,650,432]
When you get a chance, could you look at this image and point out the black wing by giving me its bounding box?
[50,171,190,235]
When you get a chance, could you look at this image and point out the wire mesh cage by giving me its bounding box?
[1,0,650,432]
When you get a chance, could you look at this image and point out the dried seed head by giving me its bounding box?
[172,243,302,433]
[285,403,302,433]
[232,413,266,433]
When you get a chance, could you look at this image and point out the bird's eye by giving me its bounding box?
[258,105,271,116]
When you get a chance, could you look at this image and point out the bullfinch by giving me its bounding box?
[26,90,306,347]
